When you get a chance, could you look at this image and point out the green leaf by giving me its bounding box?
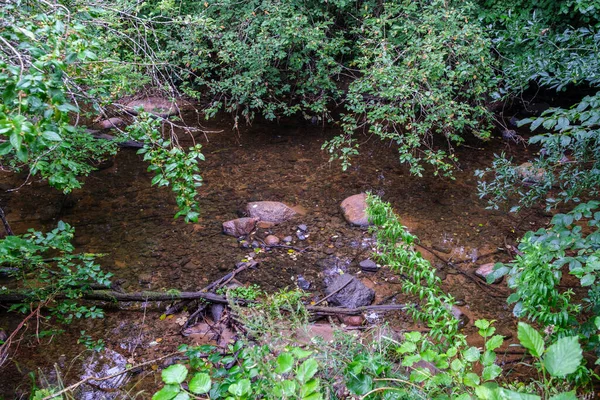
[161,364,188,384]
[486,335,504,351]
[346,373,372,395]
[189,373,211,394]
[280,380,296,396]
[152,384,180,400]
[543,336,582,377]
[291,347,313,359]
[463,372,481,387]
[580,274,595,286]
[517,323,544,357]
[300,378,320,397]
[172,393,190,400]
[482,365,502,381]
[275,353,294,374]
[296,358,318,384]
[228,378,251,396]
[462,346,481,362]
[42,131,62,141]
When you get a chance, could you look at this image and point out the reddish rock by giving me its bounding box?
[340,193,371,227]
[475,263,503,284]
[339,315,365,326]
[222,217,259,237]
[516,162,546,185]
[264,235,280,246]
[246,201,297,224]
[93,117,125,130]
[257,221,275,229]
[126,97,178,118]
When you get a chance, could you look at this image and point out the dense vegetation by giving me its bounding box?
[2,0,600,398]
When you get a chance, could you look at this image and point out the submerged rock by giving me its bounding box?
[297,275,311,290]
[222,217,259,237]
[246,201,297,223]
[325,274,374,309]
[340,193,371,227]
[93,117,125,130]
[77,349,129,400]
[125,97,178,118]
[264,235,280,246]
[516,162,546,185]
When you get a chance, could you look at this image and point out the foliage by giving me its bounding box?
[154,342,323,400]
[325,0,496,176]
[77,330,106,352]
[478,322,583,399]
[367,194,462,342]
[488,201,600,362]
[216,284,262,302]
[127,114,204,222]
[0,221,111,324]
[0,1,121,192]
[477,93,600,210]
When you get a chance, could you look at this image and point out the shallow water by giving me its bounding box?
[0,113,551,397]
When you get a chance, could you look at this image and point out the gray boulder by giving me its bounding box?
[340,193,371,227]
[325,274,374,309]
[222,217,259,237]
[246,201,297,223]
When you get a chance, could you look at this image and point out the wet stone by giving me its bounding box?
[77,349,129,400]
[298,224,308,232]
[222,217,259,237]
[283,236,293,243]
[475,263,503,284]
[297,275,311,290]
[93,117,125,130]
[264,235,280,246]
[126,97,178,118]
[325,274,374,309]
[359,259,378,272]
[246,201,297,224]
[339,315,365,326]
[296,232,307,241]
[340,193,371,227]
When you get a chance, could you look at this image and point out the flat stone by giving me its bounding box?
[475,263,503,284]
[298,224,308,232]
[325,274,374,309]
[222,217,259,237]
[297,275,311,290]
[246,201,297,224]
[359,259,378,272]
[283,236,293,243]
[126,97,178,118]
[340,193,371,227]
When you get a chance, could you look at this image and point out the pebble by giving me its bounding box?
[297,224,308,232]
[339,315,365,327]
[283,236,293,243]
[251,241,260,249]
[296,232,307,241]
[297,275,311,290]
[264,235,280,246]
[359,259,378,272]
[0,330,7,342]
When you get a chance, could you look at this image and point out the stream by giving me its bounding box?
[0,111,552,398]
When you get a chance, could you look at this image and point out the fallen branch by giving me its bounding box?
[305,304,407,316]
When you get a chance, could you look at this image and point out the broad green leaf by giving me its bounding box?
[482,365,502,381]
[228,379,251,396]
[291,347,313,359]
[486,335,504,352]
[517,323,544,357]
[189,373,211,394]
[152,384,180,400]
[275,353,294,374]
[172,393,190,400]
[296,358,318,384]
[346,373,372,395]
[300,378,320,397]
[463,346,481,362]
[42,131,62,141]
[161,364,188,384]
[280,380,296,396]
[543,336,582,377]
[463,372,481,387]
